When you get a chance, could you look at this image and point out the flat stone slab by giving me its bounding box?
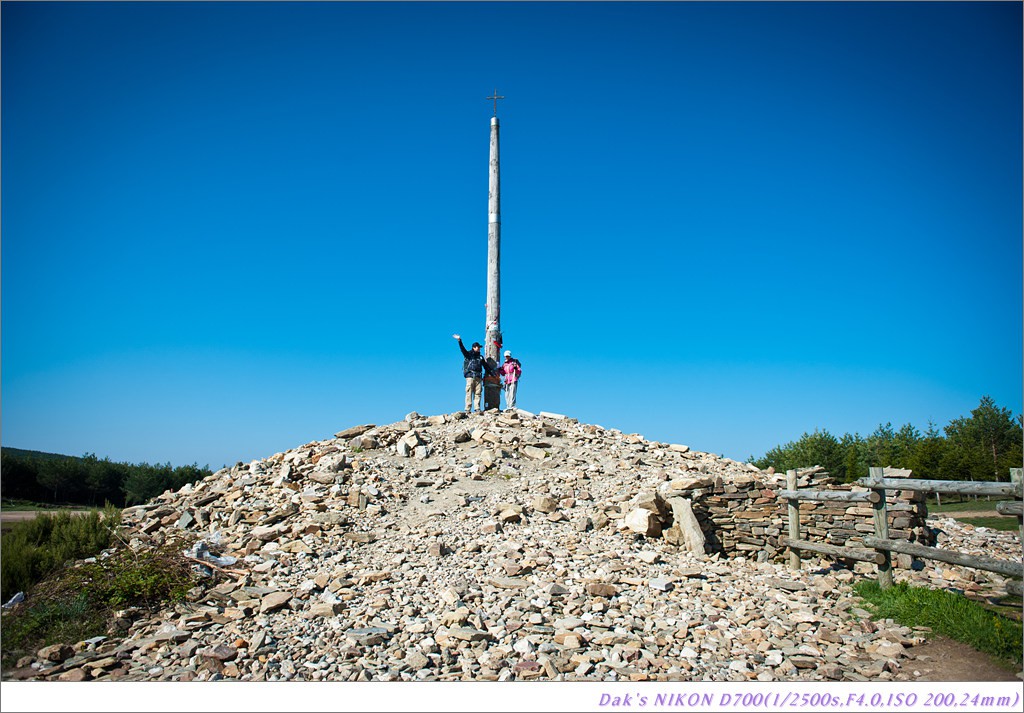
[259,592,292,613]
[446,627,492,642]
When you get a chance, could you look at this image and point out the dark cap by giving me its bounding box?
[471,342,482,348]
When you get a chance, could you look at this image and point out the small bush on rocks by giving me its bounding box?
[1,506,121,602]
[1,538,196,669]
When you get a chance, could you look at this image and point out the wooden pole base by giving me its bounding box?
[484,383,501,410]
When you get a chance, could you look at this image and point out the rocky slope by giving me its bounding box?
[6,409,1022,682]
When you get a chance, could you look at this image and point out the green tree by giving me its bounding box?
[862,422,897,470]
[752,429,845,477]
[906,421,946,480]
[82,454,128,507]
[943,396,1023,481]
[35,457,86,504]
[840,433,864,483]
[169,463,208,492]
[122,465,166,506]
[0,453,48,502]
[893,423,921,467]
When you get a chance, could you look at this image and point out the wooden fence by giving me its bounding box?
[780,467,1023,597]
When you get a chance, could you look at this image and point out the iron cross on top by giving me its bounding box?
[486,89,505,116]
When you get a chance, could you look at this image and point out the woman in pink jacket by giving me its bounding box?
[499,350,522,410]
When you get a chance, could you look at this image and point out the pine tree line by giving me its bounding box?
[0,450,212,508]
[751,396,1022,483]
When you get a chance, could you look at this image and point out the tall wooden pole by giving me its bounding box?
[483,91,504,410]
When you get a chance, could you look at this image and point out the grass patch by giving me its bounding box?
[0,499,75,512]
[955,517,1019,531]
[926,497,1020,529]
[2,500,102,513]
[1,540,196,669]
[927,499,1009,513]
[854,580,1023,666]
[1,593,107,660]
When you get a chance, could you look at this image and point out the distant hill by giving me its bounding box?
[1,447,79,462]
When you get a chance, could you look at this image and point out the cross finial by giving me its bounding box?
[486,88,505,117]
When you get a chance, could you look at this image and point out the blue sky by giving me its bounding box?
[2,1,1021,471]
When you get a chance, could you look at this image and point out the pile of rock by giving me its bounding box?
[4,409,1020,683]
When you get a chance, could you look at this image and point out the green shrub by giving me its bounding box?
[854,580,1023,666]
[83,548,194,608]
[1,506,121,602]
[1,539,196,668]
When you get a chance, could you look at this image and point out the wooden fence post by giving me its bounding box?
[869,466,893,589]
[1011,468,1023,547]
[787,469,800,571]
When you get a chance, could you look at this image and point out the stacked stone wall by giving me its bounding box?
[661,472,934,568]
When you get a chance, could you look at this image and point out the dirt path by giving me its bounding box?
[938,510,1004,519]
[0,509,93,526]
[906,637,1021,681]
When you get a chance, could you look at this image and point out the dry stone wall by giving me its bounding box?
[658,470,934,569]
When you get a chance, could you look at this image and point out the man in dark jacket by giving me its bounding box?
[453,334,488,412]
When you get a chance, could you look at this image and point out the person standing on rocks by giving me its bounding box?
[453,334,489,413]
[499,350,522,410]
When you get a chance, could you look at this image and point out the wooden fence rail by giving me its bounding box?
[777,489,880,503]
[858,478,1020,497]
[779,537,885,564]
[781,466,1023,595]
[860,536,1022,578]
[996,501,1023,516]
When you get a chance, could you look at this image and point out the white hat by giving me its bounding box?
[504,350,512,357]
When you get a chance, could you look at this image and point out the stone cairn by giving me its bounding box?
[5,410,1020,683]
